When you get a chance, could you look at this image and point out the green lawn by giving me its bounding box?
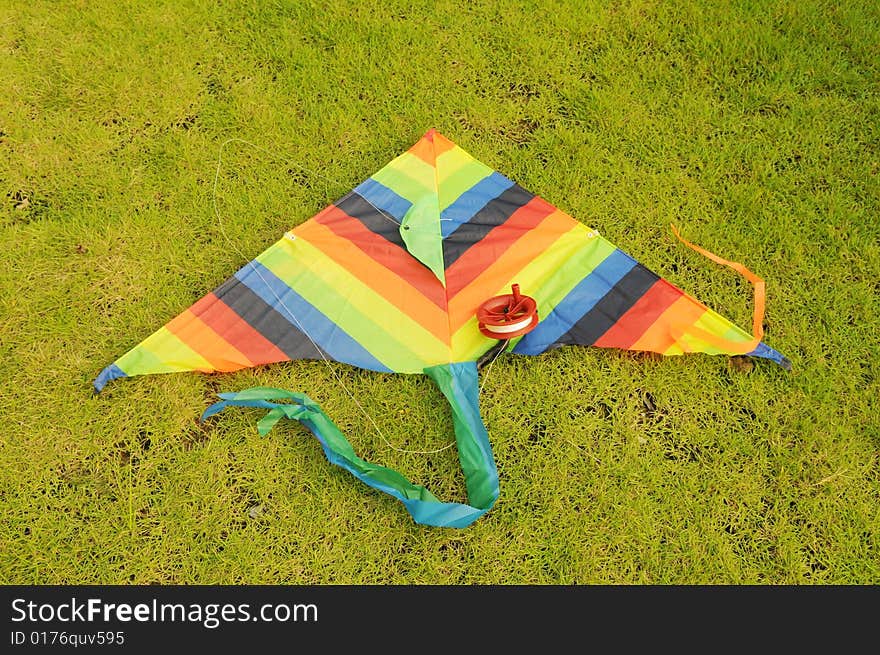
[1,0,878,584]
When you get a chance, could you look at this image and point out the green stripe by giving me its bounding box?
[528,234,618,318]
[437,151,493,209]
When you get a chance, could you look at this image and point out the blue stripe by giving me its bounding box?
[747,342,792,370]
[353,178,412,222]
[440,172,514,237]
[235,261,392,373]
[93,363,127,392]
[513,249,637,355]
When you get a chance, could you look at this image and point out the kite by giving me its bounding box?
[94,129,789,528]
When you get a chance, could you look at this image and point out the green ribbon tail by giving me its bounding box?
[200,362,499,528]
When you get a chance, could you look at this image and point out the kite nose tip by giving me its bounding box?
[424,128,437,141]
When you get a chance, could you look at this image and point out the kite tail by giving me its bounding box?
[669,224,766,338]
[201,362,498,529]
[670,225,790,370]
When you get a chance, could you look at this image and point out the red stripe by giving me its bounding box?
[190,293,290,366]
[445,196,557,298]
[592,280,684,350]
[312,206,447,309]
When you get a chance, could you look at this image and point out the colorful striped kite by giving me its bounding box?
[95,129,789,528]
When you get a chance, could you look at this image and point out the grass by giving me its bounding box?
[1,0,878,584]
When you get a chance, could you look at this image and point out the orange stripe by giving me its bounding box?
[628,295,708,353]
[407,129,457,166]
[165,309,254,372]
[431,131,458,156]
[295,220,451,345]
[447,210,575,332]
[407,134,436,166]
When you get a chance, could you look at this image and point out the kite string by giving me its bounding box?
[211,138,455,455]
[479,342,507,397]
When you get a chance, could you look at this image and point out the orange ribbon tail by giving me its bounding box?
[670,224,766,350]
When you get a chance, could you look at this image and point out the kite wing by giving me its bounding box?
[94,129,788,528]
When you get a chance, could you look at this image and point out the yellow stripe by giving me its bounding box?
[117,327,214,374]
[663,334,726,356]
[261,237,451,372]
[663,307,757,357]
[294,219,450,343]
[436,145,475,179]
[453,315,493,360]
[529,232,615,319]
[695,309,755,345]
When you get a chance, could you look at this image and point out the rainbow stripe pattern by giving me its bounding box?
[95,129,787,391]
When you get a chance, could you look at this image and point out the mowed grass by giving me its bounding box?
[1,0,878,584]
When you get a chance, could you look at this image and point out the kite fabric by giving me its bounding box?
[95,129,789,528]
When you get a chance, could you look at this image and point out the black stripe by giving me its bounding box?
[335,192,407,250]
[556,264,660,347]
[442,183,534,269]
[213,277,326,361]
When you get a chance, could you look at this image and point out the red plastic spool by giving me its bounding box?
[477,284,538,339]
